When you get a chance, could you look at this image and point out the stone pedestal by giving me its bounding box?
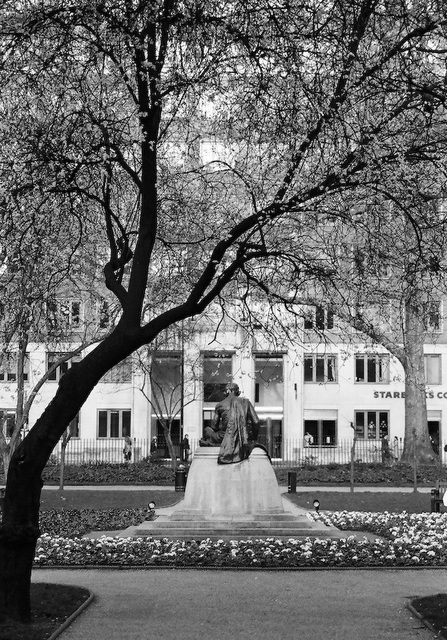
[134,446,343,540]
[174,446,284,520]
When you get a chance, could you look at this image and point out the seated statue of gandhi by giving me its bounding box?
[199,382,260,464]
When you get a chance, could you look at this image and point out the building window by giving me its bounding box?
[100,358,133,383]
[423,301,442,332]
[0,410,15,437]
[254,355,284,404]
[355,354,389,383]
[153,418,181,456]
[353,247,390,278]
[98,299,111,329]
[97,409,131,438]
[303,419,337,446]
[304,354,337,383]
[355,410,389,439]
[47,352,81,382]
[68,414,80,438]
[150,353,182,415]
[0,353,29,382]
[47,299,83,331]
[304,306,334,330]
[425,355,442,385]
[254,355,284,456]
[202,354,233,403]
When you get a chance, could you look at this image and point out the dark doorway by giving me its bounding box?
[428,420,440,455]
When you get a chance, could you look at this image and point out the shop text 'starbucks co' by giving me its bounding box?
[373,390,447,399]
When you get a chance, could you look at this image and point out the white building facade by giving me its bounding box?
[2,305,446,464]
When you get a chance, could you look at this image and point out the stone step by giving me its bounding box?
[173,513,302,523]
[134,526,341,540]
[133,517,341,540]
[144,519,318,530]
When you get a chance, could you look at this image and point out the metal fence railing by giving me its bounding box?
[50,437,445,467]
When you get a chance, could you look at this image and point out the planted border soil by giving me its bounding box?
[411,594,447,639]
[0,583,90,640]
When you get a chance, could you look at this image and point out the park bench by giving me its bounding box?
[430,480,447,512]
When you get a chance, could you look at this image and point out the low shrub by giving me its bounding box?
[42,461,175,485]
[39,507,154,537]
[274,462,447,485]
[25,459,447,487]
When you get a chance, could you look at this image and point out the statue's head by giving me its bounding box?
[226,382,240,396]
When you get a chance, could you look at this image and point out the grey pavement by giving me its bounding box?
[33,567,444,639]
[43,484,433,492]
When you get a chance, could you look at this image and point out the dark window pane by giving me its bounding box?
[304,357,313,382]
[69,415,80,438]
[98,411,108,438]
[327,357,336,382]
[122,411,131,437]
[315,307,325,329]
[203,382,228,402]
[355,357,364,382]
[304,420,318,445]
[110,411,120,438]
[322,420,336,444]
[367,358,376,382]
[355,412,365,438]
[315,357,325,382]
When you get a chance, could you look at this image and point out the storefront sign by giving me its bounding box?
[373,390,447,399]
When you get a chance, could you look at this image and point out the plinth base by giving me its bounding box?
[134,447,343,540]
[175,446,284,519]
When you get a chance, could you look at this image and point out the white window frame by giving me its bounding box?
[354,410,389,440]
[0,409,15,437]
[425,354,442,385]
[0,353,29,383]
[100,358,133,383]
[97,409,131,438]
[423,301,443,333]
[47,299,83,331]
[304,306,334,331]
[355,354,389,383]
[304,354,337,383]
[47,352,81,382]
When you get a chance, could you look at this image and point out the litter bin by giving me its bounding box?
[175,465,187,492]
[288,471,297,493]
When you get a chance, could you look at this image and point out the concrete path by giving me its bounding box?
[43,484,433,492]
[33,568,444,639]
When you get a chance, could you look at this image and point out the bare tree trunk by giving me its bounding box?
[163,424,178,470]
[350,430,357,493]
[0,329,140,621]
[401,302,436,464]
[59,431,71,491]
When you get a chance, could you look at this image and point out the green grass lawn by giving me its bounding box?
[40,488,182,511]
[40,487,439,513]
[285,490,437,514]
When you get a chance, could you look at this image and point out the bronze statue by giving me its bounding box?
[200,382,260,464]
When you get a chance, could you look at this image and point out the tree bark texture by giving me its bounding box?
[0,328,141,620]
[401,302,437,464]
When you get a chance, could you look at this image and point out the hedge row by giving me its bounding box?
[39,460,447,486]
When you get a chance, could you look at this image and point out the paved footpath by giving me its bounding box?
[34,568,444,639]
[43,484,433,492]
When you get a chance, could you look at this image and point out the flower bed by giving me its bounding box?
[34,509,447,568]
